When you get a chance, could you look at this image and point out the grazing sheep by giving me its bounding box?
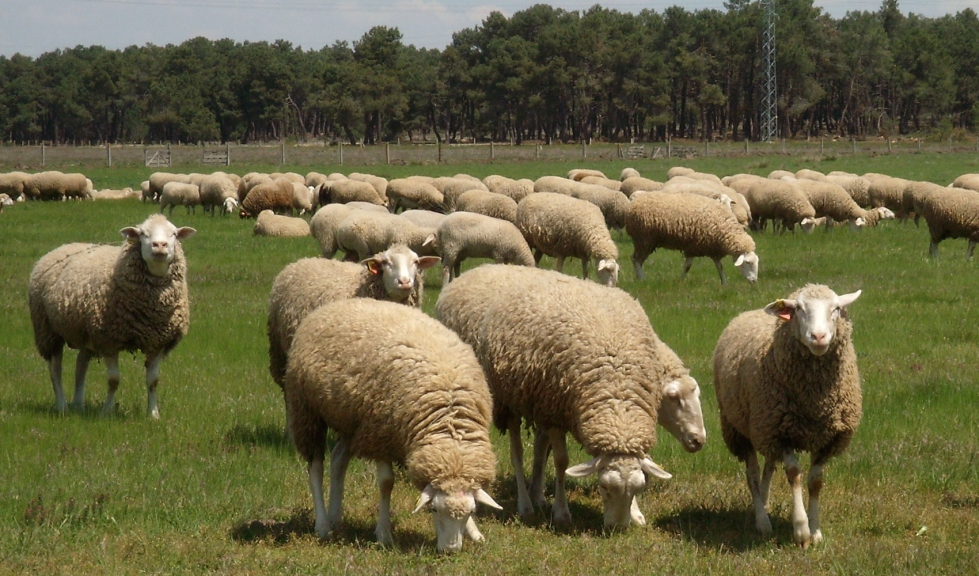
[866,175,910,219]
[240,178,295,218]
[619,167,641,181]
[269,171,305,185]
[309,202,390,258]
[148,172,190,202]
[159,182,201,216]
[91,188,139,201]
[0,171,31,200]
[267,244,439,391]
[289,182,314,215]
[713,284,863,548]
[626,192,759,285]
[825,174,872,208]
[767,169,795,180]
[668,170,723,186]
[348,172,389,202]
[579,175,622,191]
[567,168,607,181]
[336,210,436,261]
[793,179,894,230]
[436,265,700,528]
[914,186,979,258]
[385,178,445,213]
[29,215,196,418]
[901,180,945,226]
[569,183,630,231]
[516,192,620,287]
[951,173,979,193]
[534,175,577,195]
[319,179,386,207]
[740,178,817,233]
[483,175,534,203]
[620,176,665,198]
[399,209,448,230]
[285,298,501,553]
[431,177,487,212]
[254,210,311,237]
[426,211,535,284]
[454,189,518,222]
[238,173,272,203]
[795,168,827,181]
[199,174,239,216]
[305,171,330,191]
[25,171,93,201]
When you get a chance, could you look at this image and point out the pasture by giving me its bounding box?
[1,155,978,574]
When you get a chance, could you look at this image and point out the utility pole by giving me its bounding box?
[760,0,778,142]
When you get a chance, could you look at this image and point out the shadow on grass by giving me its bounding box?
[16,399,133,421]
[654,504,771,552]
[223,422,293,452]
[487,475,618,537]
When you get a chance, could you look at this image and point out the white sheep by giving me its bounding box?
[25,171,94,201]
[29,215,196,418]
[569,183,630,231]
[914,186,979,258]
[515,192,620,287]
[385,178,445,213]
[431,176,487,212]
[159,182,201,216]
[240,178,295,218]
[253,210,311,237]
[740,178,817,233]
[579,175,622,191]
[309,202,389,258]
[436,264,704,528]
[285,298,502,553]
[793,179,894,231]
[951,173,979,193]
[91,188,139,201]
[567,168,607,181]
[398,209,448,230]
[713,284,862,548]
[454,189,518,222]
[425,211,535,284]
[626,192,758,285]
[336,209,437,261]
[199,174,239,216]
[620,176,665,198]
[482,175,534,203]
[0,171,31,200]
[619,167,641,181]
[348,172,389,203]
[148,172,191,202]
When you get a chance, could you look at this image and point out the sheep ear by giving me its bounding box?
[836,289,862,309]
[120,227,140,243]
[475,488,503,510]
[362,258,382,276]
[417,256,441,270]
[423,233,436,247]
[764,298,796,321]
[734,254,745,266]
[640,457,672,480]
[566,455,607,478]
[176,227,197,240]
[413,484,437,514]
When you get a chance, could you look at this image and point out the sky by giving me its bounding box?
[1,0,974,58]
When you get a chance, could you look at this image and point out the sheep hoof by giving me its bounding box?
[551,507,572,526]
[809,529,823,546]
[794,526,812,549]
[755,514,773,535]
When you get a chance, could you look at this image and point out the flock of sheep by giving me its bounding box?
[11,163,979,554]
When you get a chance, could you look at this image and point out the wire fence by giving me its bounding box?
[1,137,978,170]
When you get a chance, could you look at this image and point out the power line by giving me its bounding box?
[760,0,777,143]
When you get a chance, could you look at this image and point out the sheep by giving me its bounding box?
[951,173,979,193]
[238,173,272,203]
[148,172,190,202]
[28,215,195,418]
[793,179,894,230]
[515,192,620,287]
[668,170,723,186]
[620,176,665,198]
[795,168,827,181]
[399,209,448,230]
[436,264,703,528]
[386,178,445,213]
[425,211,535,284]
[305,171,330,192]
[0,171,31,200]
[579,175,622,191]
[290,182,314,215]
[626,192,759,285]
[767,169,795,180]
[619,167,641,181]
[253,210,311,237]
[239,178,294,218]
[713,284,863,548]
[825,174,872,208]
[569,183,630,231]
[269,171,305,184]
[567,168,607,181]
[91,188,139,201]
[914,186,979,258]
[740,178,817,233]
[336,210,437,261]
[534,175,577,195]
[866,175,910,219]
[454,189,518,222]
[309,202,389,258]
[901,180,946,226]
[199,174,239,216]
[666,166,695,179]
[267,244,439,392]
[319,179,386,207]
[348,172,389,203]
[285,298,501,553]
[431,177,487,212]
[159,182,201,216]
[483,175,534,203]
[25,171,93,201]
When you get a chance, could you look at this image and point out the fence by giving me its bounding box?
[1,137,978,170]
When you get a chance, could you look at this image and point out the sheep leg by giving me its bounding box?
[548,428,572,525]
[72,349,93,410]
[507,418,534,519]
[308,457,330,539]
[807,463,824,546]
[453,260,462,279]
[630,495,646,526]
[760,457,776,510]
[530,427,551,509]
[464,515,484,542]
[929,240,940,258]
[631,245,652,281]
[48,348,67,414]
[580,258,589,280]
[326,436,352,534]
[144,353,164,420]
[554,256,565,273]
[532,249,544,265]
[441,260,453,286]
[375,461,395,546]
[746,452,772,535]
[100,353,121,417]
[712,258,728,285]
[968,240,976,260]
[784,451,812,548]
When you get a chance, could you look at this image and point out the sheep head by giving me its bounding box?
[764,285,861,356]
[596,258,620,287]
[362,244,440,302]
[413,484,502,554]
[566,455,671,529]
[733,252,759,283]
[121,215,196,277]
[657,375,706,453]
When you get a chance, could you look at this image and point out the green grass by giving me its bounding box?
[1,156,978,575]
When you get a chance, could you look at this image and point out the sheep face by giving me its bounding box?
[734,252,759,283]
[566,455,671,529]
[658,376,706,453]
[596,259,620,287]
[413,484,502,554]
[764,287,862,356]
[120,215,196,277]
[362,245,440,301]
[222,196,238,215]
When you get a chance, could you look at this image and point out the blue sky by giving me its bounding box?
[1,0,973,57]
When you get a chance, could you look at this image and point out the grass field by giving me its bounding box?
[1,155,978,575]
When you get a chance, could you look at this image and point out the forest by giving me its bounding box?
[0,0,977,146]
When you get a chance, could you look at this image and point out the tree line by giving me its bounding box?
[1,0,977,146]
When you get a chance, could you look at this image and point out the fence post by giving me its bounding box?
[339,142,343,165]
[535,143,540,160]
[167,142,171,167]
[744,138,748,155]
[385,142,390,165]
[820,138,824,155]
[490,141,495,160]
[106,144,112,166]
[280,141,285,165]
[887,138,892,154]
[852,138,856,154]
[438,140,442,163]
[581,140,586,159]
[41,141,46,166]
[781,138,786,153]
[226,142,230,166]
[949,137,953,152]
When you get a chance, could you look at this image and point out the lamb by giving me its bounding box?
[284,298,501,553]
[914,186,979,258]
[309,202,389,258]
[336,210,437,261]
[515,192,620,287]
[239,178,295,218]
[199,174,239,216]
[436,264,703,528]
[454,189,518,223]
[0,171,31,200]
[626,192,759,285]
[385,178,444,213]
[25,171,94,201]
[482,175,534,203]
[425,211,535,284]
[620,176,665,198]
[159,182,201,215]
[713,284,863,548]
[267,244,439,391]
[254,210,311,237]
[29,215,195,418]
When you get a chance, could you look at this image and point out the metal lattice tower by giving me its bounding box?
[760,0,778,142]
